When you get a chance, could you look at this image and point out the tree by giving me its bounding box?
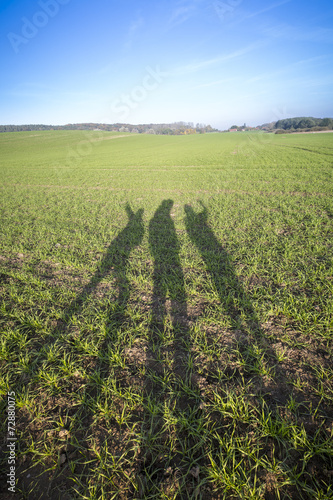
[322,118,333,128]
[297,118,315,129]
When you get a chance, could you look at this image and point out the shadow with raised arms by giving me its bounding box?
[184,201,275,382]
[16,203,144,499]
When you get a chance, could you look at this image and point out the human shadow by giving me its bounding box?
[184,202,256,320]
[182,203,333,499]
[62,203,144,332]
[17,203,144,498]
[22,203,144,382]
[184,202,274,381]
[138,200,202,497]
[147,199,189,380]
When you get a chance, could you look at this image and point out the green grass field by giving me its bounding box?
[0,130,332,499]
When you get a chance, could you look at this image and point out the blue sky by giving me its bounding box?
[1,0,333,129]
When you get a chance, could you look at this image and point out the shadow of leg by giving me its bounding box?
[138,200,202,497]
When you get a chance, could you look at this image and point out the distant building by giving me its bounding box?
[229,128,238,132]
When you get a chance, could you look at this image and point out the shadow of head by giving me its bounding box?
[150,200,174,226]
[159,199,174,212]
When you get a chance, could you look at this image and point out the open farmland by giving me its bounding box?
[0,130,333,499]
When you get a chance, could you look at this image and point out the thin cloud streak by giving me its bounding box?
[246,55,330,84]
[264,23,333,44]
[242,0,292,21]
[169,41,266,76]
[168,5,196,28]
[167,0,205,28]
[124,16,145,50]
[224,0,292,29]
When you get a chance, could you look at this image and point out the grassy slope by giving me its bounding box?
[0,131,332,499]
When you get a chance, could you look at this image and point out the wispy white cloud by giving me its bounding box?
[219,0,292,28]
[299,75,333,88]
[169,5,196,27]
[246,55,330,84]
[169,41,266,76]
[124,15,145,50]
[167,0,205,29]
[241,0,292,21]
[264,23,333,44]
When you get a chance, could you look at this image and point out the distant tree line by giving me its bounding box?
[0,122,218,135]
[2,118,332,135]
[0,124,66,132]
[274,117,333,131]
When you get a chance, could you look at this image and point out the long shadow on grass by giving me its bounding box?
[184,202,274,381]
[183,203,333,499]
[18,203,144,499]
[59,203,145,495]
[138,200,203,497]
